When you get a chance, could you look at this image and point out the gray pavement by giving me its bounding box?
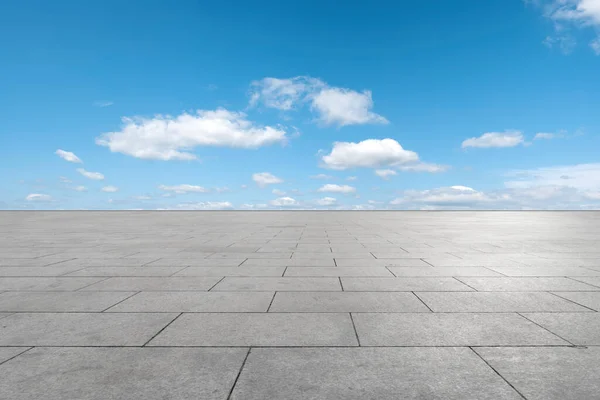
[1,211,600,399]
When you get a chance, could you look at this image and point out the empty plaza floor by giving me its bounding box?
[1,211,600,399]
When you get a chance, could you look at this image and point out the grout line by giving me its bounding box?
[348,313,361,346]
[169,266,191,277]
[75,277,111,291]
[453,277,478,291]
[41,257,77,267]
[420,258,435,267]
[0,347,34,367]
[566,276,600,289]
[101,291,141,312]
[208,277,226,291]
[142,312,183,347]
[469,347,528,400]
[548,292,598,312]
[226,347,252,400]
[266,292,277,312]
[482,266,509,277]
[412,292,434,312]
[516,312,575,346]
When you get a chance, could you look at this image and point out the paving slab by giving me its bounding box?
[0,291,137,312]
[65,266,185,277]
[388,266,504,276]
[53,258,161,267]
[148,313,358,346]
[341,277,473,291]
[106,291,273,312]
[416,291,592,312]
[353,312,567,346]
[0,312,177,346]
[551,291,600,310]
[231,347,522,399]
[0,347,30,364]
[522,312,600,345]
[241,258,336,267]
[0,347,248,400]
[211,277,342,291]
[486,266,600,276]
[568,276,600,287]
[334,258,430,267]
[0,277,105,291]
[475,347,600,400]
[269,291,430,312]
[283,267,393,277]
[456,277,600,291]
[173,266,285,276]
[80,276,222,291]
[0,266,86,277]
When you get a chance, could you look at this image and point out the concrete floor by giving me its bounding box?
[1,211,600,399]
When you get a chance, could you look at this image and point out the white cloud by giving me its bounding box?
[321,139,419,170]
[531,1,600,54]
[397,162,450,173]
[59,176,72,183]
[101,186,119,193]
[55,149,82,163]
[316,197,337,206]
[550,0,600,25]
[375,169,397,179]
[270,197,298,206]
[77,168,104,180]
[505,163,600,191]
[26,194,52,202]
[164,201,233,210]
[133,195,151,200]
[310,88,388,127]
[391,186,493,207]
[461,131,524,149]
[249,77,324,110]
[73,186,87,192]
[94,101,114,107]
[346,176,357,181]
[96,109,288,161]
[158,184,208,194]
[215,187,230,193]
[317,184,356,194]
[310,174,334,180]
[534,132,561,140]
[272,189,286,196]
[249,76,387,127]
[253,172,283,187]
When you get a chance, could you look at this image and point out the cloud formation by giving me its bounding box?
[253,172,283,187]
[317,184,356,194]
[77,168,105,180]
[249,76,387,127]
[101,186,119,193]
[26,194,52,202]
[321,139,418,170]
[55,149,82,163]
[158,184,208,194]
[461,131,524,149]
[96,109,288,161]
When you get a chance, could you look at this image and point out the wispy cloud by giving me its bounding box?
[93,101,114,107]
[77,168,105,180]
[55,149,82,163]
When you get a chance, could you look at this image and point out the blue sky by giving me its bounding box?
[1,0,599,210]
